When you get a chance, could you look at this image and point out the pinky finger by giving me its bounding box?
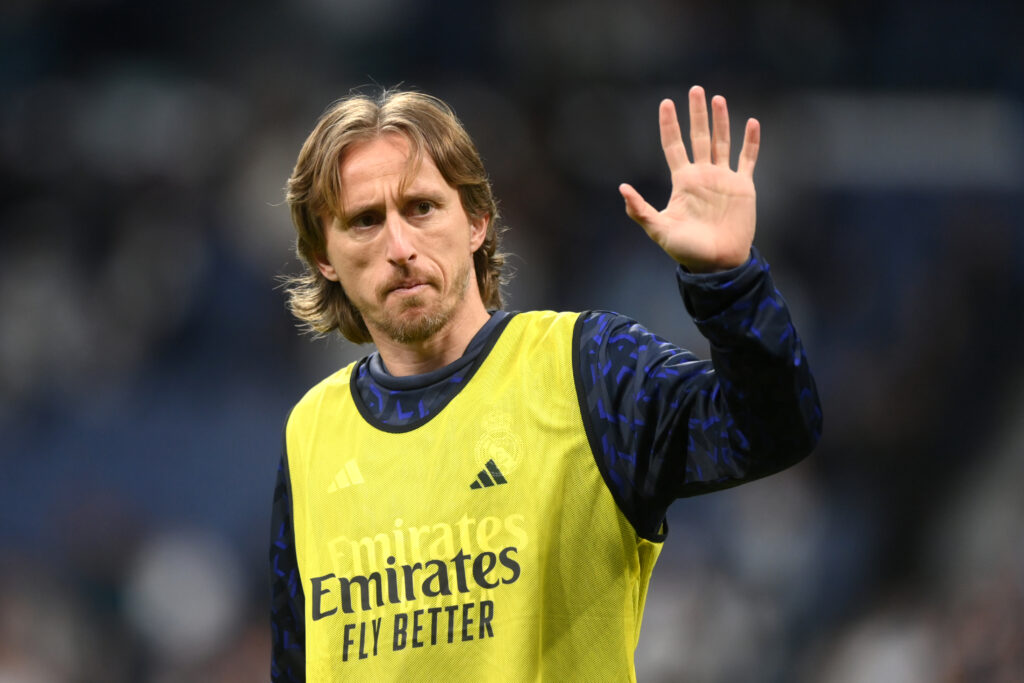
[737,118,761,177]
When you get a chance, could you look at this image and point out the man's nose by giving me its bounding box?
[384,214,416,265]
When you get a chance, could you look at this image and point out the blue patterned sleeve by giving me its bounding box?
[270,449,305,682]
[576,248,822,539]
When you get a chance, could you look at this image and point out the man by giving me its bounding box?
[270,86,821,681]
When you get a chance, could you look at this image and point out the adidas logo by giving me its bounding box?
[470,459,508,489]
[327,459,365,492]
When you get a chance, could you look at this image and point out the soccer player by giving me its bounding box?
[270,86,821,681]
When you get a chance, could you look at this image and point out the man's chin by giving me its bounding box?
[372,305,450,345]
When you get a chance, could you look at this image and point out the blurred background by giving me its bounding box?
[2,0,1023,681]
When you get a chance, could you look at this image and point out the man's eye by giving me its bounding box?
[412,201,434,215]
[350,214,378,229]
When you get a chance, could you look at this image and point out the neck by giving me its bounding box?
[369,301,491,377]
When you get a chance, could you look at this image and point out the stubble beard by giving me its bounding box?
[368,261,473,345]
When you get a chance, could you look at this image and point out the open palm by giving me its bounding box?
[620,86,760,273]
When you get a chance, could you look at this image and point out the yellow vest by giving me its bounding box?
[286,311,663,681]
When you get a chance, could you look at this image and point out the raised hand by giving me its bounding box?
[619,85,760,273]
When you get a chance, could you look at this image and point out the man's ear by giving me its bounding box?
[314,251,340,282]
[314,215,340,281]
[469,214,489,252]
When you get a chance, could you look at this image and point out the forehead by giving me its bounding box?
[339,133,448,199]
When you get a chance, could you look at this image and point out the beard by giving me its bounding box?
[364,260,474,345]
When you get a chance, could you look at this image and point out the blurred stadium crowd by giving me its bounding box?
[2,0,1023,681]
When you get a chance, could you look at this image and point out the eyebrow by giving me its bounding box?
[340,186,448,222]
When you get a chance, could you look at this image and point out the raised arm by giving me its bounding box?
[577,88,820,538]
[619,85,759,273]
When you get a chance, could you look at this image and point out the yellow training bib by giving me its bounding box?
[285,311,662,681]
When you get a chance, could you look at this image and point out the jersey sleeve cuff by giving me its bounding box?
[676,247,769,321]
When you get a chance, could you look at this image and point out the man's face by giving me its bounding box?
[315,133,487,345]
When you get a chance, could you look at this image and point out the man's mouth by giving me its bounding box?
[387,280,430,296]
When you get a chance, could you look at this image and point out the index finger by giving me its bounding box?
[659,99,690,171]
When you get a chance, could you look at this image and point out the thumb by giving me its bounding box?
[618,183,657,228]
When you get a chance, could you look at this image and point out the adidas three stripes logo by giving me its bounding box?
[470,459,508,489]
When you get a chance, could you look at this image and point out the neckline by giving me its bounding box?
[348,311,516,433]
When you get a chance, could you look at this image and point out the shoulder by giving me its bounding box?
[498,310,584,346]
[288,359,362,428]
[511,311,591,362]
[512,309,582,328]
